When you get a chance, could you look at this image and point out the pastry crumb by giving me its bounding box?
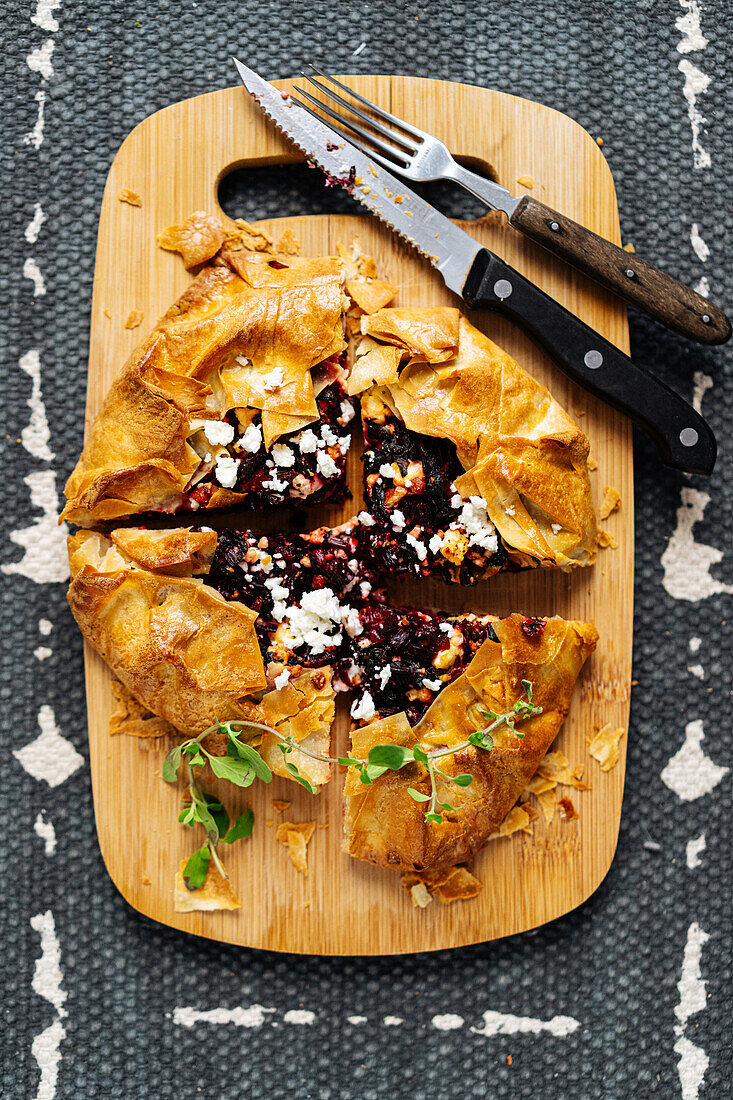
[537,749,590,789]
[516,174,534,188]
[596,136,604,147]
[141,875,151,885]
[587,457,598,471]
[490,804,535,838]
[276,227,300,255]
[623,242,635,252]
[400,865,482,905]
[173,858,240,912]
[588,724,625,771]
[600,485,621,519]
[157,210,227,268]
[271,799,291,814]
[109,679,176,738]
[558,796,578,821]
[124,309,144,329]
[598,529,618,549]
[276,820,316,875]
[103,307,112,319]
[119,188,142,207]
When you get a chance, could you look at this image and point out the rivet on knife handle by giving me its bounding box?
[509,196,731,346]
[463,250,717,475]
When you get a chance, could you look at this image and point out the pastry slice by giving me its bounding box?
[62,251,358,527]
[344,613,598,873]
[352,307,598,583]
[67,523,374,790]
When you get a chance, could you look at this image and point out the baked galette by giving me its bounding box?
[62,252,359,527]
[344,613,598,873]
[351,308,598,583]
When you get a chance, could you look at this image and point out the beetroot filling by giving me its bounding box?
[180,352,355,513]
[359,409,511,585]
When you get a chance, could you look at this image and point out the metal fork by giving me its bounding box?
[291,66,730,346]
[294,66,517,216]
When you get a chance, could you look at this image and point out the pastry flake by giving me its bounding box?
[588,724,625,771]
[174,857,241,911]
[276,820,316,875]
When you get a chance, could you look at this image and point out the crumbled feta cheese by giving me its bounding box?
[358,510,375,526]
[321,424,339,447]
[406,533,428,561]
[453,495,498,553]
[391,510,406,531]
[235,354,250,367]
[284,587,344,655]
[272,600,287,622]
[340,400,355,424]
[316,450,339,479]
[295,429,318,454]
[342,606,363,638]
[377,665,391,690]
[239,422,262,453]
[337,436,351,455]
[359,580,372,597]
[379,463,397,479]
[199,526,214,532]
[505,504,516,516]
[263,366,284,392]
[214,454,240,488]
[272,444,295,468]
[189,500,199,511]
[422,677,443,691]
[264,576,290,602]
[450,493,463,508]
[428,533,444,554]
[350,691,376,721]
[262,473,288,493]
[203,420,235,447]
[551,522,563,533]
[439,621,458,635]
[274,670,291,690]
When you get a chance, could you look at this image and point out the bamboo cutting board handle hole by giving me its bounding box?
[217,156,502,226]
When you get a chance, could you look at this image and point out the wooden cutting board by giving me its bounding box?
[82,76,633,954]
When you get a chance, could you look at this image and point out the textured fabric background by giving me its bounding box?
[3,1,731,1097]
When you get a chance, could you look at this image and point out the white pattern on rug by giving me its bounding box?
[13,705,83,787]
[661,720,728,801]
[2,471,69,584]
[30,911,67,1100]
[661,489,733,601]
[19,351,54,461]
[674,923,710,1100]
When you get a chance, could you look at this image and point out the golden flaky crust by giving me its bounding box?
[62,253,346,526]
[67,528,336,788]
[344,614,598,873]
[67,529,266,734]
[355,309,598,568]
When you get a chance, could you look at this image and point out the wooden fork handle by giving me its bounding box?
[509,195,730,345]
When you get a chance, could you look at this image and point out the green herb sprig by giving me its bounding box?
[163,681,542,850]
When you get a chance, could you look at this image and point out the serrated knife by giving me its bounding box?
[233,59,716,476]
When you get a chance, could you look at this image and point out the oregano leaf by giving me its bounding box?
[407,787,430,803]
[162,744,182,783]
[222,809,255,844]
[183,844,210,891]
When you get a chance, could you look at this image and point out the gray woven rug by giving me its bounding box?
[3,1,731,1097]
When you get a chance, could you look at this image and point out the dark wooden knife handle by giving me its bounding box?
[510,195,730,346]
[462,249,716,475]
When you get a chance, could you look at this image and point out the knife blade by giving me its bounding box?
[232,59,716,476]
